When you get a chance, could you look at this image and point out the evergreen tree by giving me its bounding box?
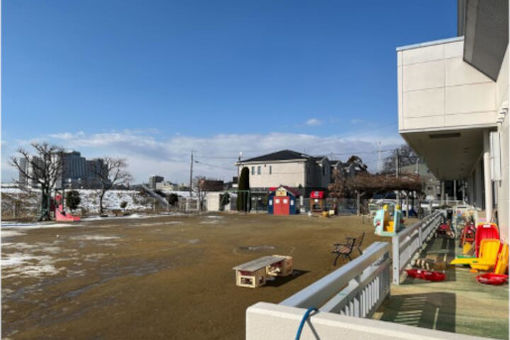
[236,167,251,212]
[66,190,81,212]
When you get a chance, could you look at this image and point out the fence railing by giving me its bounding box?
[280,242,391,318]
[391,210,444,284]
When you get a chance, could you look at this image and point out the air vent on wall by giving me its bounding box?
[429,132,461,139]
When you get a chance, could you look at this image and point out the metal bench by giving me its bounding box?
[331,238,356,266]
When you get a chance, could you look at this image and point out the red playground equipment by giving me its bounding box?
[54,194,80,222]
[474,223,499,257]
[459,222,476,248]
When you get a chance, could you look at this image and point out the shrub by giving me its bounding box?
[66,191,81,211]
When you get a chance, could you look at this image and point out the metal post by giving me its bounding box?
[392,235,400,285]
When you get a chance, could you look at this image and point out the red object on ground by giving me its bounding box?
[475,223,499,257]
[405,269,446,282]
[55,204,80,222]
[476,273,508,285]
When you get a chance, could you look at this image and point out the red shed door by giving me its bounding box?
[274,197,290,215]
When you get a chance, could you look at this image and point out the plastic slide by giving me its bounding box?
[474,223,499,257]
[494,243,509,275]
[470,239,502,271]
[451,239,500,268]
[55,204,80,222]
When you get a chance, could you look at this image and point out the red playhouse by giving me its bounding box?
[54,194,81,222]
[310,190,325,213]
[268,186,299,216]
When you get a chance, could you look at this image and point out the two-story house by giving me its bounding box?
[235,150,331,196]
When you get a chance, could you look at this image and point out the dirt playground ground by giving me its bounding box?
[2,213,386,339]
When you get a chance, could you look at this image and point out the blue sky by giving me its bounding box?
[2,0,457,183]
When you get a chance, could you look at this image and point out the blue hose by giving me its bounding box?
[295,307,318,340]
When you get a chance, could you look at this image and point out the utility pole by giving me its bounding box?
[395,149,399,178]
[189,151,193,198]
[395,149,399,206]
[377,142,382,173]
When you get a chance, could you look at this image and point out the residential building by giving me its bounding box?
[155,181,179,191]
[198,179,224,192]
[397,0,509,240]
[235,149,331,196]
[56,151,87,189]
[148,175,164,190]
[17,151,109,189]
[86,158,108,189]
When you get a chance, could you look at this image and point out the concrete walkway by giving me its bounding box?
[374,236,508,339]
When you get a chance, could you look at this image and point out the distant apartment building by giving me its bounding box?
[149,175,164,189]
[56,151,87,189]
[235,150,331,196]
[18,151,108,189]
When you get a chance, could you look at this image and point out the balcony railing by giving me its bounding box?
[392,210,444,284]
[280,241,391,318]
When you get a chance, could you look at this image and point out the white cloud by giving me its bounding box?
[305,118,322,126]
[2,130,404,184]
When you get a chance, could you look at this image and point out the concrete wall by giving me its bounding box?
[239,161,306,189]
[246,302,487,340]
[497,112,509,241]
[398,38,498,132]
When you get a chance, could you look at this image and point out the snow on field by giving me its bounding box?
[1,222,74,229]
[1,230,26,238]
[1,186,155,214]
[70,235,120,241]
[1,252,62,278]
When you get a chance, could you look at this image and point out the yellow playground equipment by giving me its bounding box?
[451,239,501,271]
[373,204,404,236]
[494,243,509,275]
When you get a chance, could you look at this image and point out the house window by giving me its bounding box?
[269,165,272,175]
[257,166,261,175]
[251,166,255,175]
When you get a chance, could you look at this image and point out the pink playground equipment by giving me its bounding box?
[54,194,80,222]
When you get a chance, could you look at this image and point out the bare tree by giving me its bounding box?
[328,168,346,199]
[90,158,132,215]
[383,144,420,174]
[10,142,64,221]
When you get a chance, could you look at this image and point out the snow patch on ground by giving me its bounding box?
[1,253,62,278]
[1,230,25,238]
[70,235,120,241]
[200,220,219,224]
[1,223,74,230]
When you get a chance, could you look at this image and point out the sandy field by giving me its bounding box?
[2,213,385,339]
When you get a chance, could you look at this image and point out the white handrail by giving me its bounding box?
[392,210,444,284]
[280,242,390,318]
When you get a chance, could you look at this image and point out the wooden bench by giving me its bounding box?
[233,255,293,288]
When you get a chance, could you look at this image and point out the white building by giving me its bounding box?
[235,150,331,195]
[397,0,509,241]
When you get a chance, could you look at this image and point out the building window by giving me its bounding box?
[257,166,261,175]
[269,165,272,175]
[251,166,255,175]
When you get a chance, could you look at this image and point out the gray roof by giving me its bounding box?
[240,150,312,163]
